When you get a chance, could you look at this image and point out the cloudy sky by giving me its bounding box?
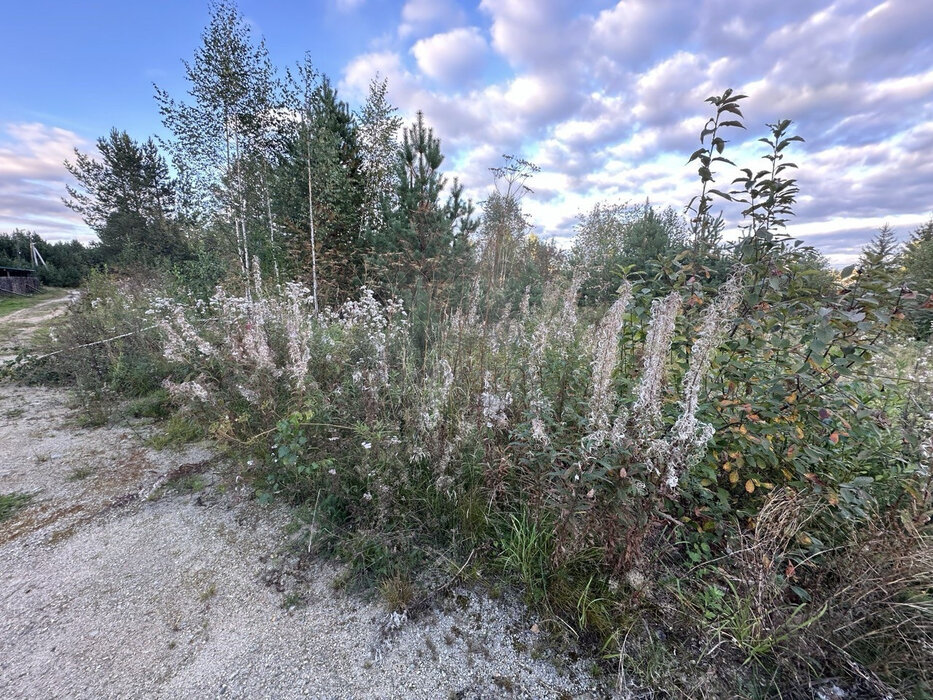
[2,0,931,265]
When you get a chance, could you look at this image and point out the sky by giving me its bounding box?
[1,0,931,266]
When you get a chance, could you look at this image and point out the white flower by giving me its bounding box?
[328,469,336,476]
[588,283,633,432]
[363,492,373,501]
[361,441,372,450]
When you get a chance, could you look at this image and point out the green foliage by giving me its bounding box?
[0,230,93,287]
[64,129,190,269]
[572,201,687,303]
[0,492,33,522]
[22,60,932,697]
[902,218,933,337]
[275,62,365,300]
[149,414,206,450]
[377,111,477,293]
[18,270,169,417]
[155,0,278,286]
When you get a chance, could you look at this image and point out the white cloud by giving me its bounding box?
[480,0,591,72]
[0,122,91,241]
[399,0,466,38]
[411,27,488,84]
[332,0,933,259]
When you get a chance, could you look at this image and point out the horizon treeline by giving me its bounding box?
[6,0,933,329]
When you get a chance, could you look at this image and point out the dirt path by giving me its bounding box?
[0,291,77,362]
[0,297,613,700]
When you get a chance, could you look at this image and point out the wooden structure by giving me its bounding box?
[0,266,40,295]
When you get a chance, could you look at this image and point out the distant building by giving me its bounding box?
[0,266,40,295]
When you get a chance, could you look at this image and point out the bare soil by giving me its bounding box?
[0,290,77,363]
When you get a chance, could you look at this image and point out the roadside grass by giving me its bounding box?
[0,492,34,522]
[0,287,69,318]
[148,414,206,450]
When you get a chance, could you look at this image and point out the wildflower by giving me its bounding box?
[419,359,454,432]
[480,372,511,429]
[656,268,744,492]
[531,417,550,446]
[632,291,681,434]
[363,492,373,502]
[361,441,372,450]
[162,378,211,403]
[588,283,633,432]
[328,468,336,476]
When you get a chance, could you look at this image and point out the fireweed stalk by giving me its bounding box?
[587,282,633,435]
[651,268,745,493]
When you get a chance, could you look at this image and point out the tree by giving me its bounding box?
[478,155,538,292]
[902,218,933,288]
[0,230,92,286]
[275,60,365,304]
[63,129,187,266]
[572,201,687,303]
[858,224,901,278]
[379,111,477,291]
[357,76,402,240]
[155,0,277,288]
[902,218,933,337]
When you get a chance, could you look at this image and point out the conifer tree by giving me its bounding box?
[858,224,900,278]
[64,129,188,266]
[276,60,364,303]
[381,111,477,290]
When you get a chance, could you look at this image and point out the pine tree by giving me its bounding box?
[902,218,933,337]
[275,60,364,303]
[858,224,900,277]
[902,219,933,289]
[380,111,477,290]
[64,129,188,266]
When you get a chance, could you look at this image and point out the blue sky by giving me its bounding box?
[1,0,931,265]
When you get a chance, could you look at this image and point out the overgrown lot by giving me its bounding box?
[11,8,932,691]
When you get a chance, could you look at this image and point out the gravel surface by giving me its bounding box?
[0,291,77,363]
[0,383,616,699]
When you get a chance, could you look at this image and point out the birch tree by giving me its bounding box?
[154,0,276,290]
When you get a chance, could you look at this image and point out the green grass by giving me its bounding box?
[0,492,34,522]
[148,414,206,449]
[0,287,69,318]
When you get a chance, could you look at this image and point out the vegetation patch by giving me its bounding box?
[11,4,932,695]
[0,492,34,522]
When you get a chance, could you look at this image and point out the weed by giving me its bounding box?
[0,492,34,522]
[149,414,205,450]
[126,389,172,419]
[380,572,414,612]
[282,591,305,610]
[66,466,95,481]
[496,511,554,606]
